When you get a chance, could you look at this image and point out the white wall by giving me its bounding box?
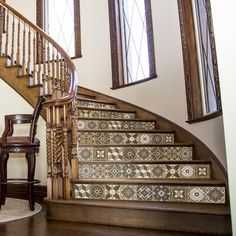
[211,1,236,234]
[3,0,227,183]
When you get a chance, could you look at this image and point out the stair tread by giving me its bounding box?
[77,106,136,113]
[77,97,116,105]
[78,129,175,133]
[78,143,193,147]
[78,117,156,122]
[78,160,210,164]
[72,178,224,185]
[45,198,230,215]
[77,92,96,99]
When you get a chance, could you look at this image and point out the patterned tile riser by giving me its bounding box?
[79,163,210,179]
[78,132,174,145]
[78,146,193,162]
[78,120,156,131]
[78,100,117,109]
[78,109,136,120]
[73,184,225,204]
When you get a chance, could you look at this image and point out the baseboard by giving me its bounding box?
[6,185,47,200]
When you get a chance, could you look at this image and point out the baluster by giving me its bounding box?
[32,31,37,85]
[27,27,32,74]
[16,17,20,64]
[10,14,15,65]
[37,35,42,84]
[42,39,47,95]
[56,51,60,90]
[22,22,26,74]
[63,104,70,199]
[60,57,65,95]
[52,47,56,98]
[47,42,52,95]
[0,6,4,55]
[46,107,53,199]
[5,9,9,56]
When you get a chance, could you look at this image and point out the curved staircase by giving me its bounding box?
[0,1,231,235]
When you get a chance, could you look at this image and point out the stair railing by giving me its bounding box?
[0,1,79,200]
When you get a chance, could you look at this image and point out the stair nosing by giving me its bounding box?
[78,117,156,122]
[72,179,225,186]
[77,106,136,113]
[78,129,175,133]
[78,143,193,147]
[77,97,116,105]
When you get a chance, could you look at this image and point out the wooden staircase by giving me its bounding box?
[0,1,231,235]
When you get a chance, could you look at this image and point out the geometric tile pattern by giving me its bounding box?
[78,146,193,161]
[73,184,225,204]
[78,132,175,145]
[78,119,156,130]
[78,109,136,119]
[79,163,210,179]
[78,100,117,109]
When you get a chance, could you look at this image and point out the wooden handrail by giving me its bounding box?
[0,0,79,200]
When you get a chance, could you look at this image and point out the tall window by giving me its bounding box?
[108,0,156,89]
[37,0,81,58]
[178,0,221,122]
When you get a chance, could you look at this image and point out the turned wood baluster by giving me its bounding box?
[46,107,53,199]
[16,17,20,64]
[37,35,42,84]
[0,6,4,55]
[5,9,9,56]
[60,57,65,95]
[63,105,70,199]
[47,42,52,95]
[27,27,32,74]
[32,31,37,85]
[56,51,60,90]
[22,22,26,74]
[10,14,15,65]
[42,39,47,95]
[70,99,79,179]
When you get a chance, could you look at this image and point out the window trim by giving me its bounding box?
[177,0,221,122]
[36,0,82,59]
[108,0,157,89]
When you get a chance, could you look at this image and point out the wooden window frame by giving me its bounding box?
[177,0,221,123]
[36,0,81,59]
[108,0,157,89]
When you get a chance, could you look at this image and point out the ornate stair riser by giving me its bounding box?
[78,119,156,131]
[78,132,174,145]
[78,100,116,109]
[78,109,136,119]
[78,146,193,162]
[73,184,225,204]
[79,163,211,179]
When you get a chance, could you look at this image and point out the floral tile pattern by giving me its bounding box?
[78,132,174,145]
[78,109,136,119]
[78,146,193,161]
[79,163,210,179]
[73,184,225,204]
[77,120,156,130]
[78,100,117,109]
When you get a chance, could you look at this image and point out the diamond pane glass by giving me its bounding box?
[47,0,75,57]
[193,0,217,114]
[121,0,150,83]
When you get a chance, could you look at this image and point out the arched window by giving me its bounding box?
[36,0,81,58]
[108,0,156,89]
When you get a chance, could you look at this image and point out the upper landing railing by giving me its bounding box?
[0,0,79,200]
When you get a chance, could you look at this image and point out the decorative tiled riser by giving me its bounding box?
[73,184,225,204]
[79,164,210,179]
[78,132,174,145]
[78,120,156,130]
[78,109,136,120]
[78,146,193,162]
[78,100,116,109]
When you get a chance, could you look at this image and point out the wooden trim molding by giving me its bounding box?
[177,0,221,121]
[108,0,156,89]
[36,0,81,58]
